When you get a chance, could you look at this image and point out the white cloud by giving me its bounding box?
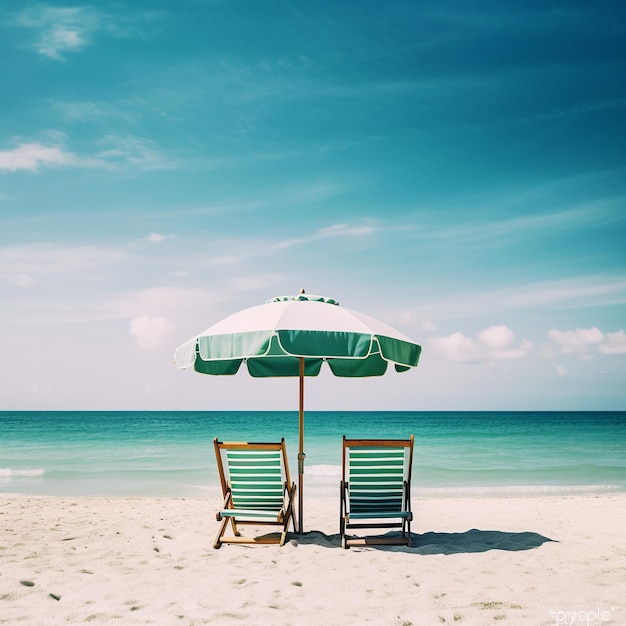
[556,366,568,376]
[430,325,531,363]
[548,327,626,358]
[13,5,105,60]
[0,135,174,173]
[0,240,226,326]
[0,142,78,172]
[430,331,482,363]
[477,325,515,349]
[598,329,626,355]
[145,233,176,244]
[317,223,377,238]
[129,315,175,351]
[477,325,532,360]
[548,327,604,357]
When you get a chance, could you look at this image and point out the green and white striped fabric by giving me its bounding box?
[347,446,410,519]
[221,449,285,519]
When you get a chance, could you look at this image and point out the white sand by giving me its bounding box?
[1,494,625,625]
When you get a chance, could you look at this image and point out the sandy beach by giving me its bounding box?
[1,494,624,625]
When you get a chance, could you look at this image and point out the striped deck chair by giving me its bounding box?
[340,435,414,549]
[213,438,297,548]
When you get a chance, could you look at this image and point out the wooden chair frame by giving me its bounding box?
[213,438,297,548]
[340,435,414,549]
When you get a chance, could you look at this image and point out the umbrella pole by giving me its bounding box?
[298,356,305,534]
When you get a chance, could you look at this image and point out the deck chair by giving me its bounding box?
[340,435,414,549]
[213,438,297,548]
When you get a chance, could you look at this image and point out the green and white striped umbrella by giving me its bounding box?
[174,292,422,533]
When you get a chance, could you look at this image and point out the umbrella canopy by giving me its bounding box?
[174,292,422,533]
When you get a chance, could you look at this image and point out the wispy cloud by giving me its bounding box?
[415,276,626,322]
[317,223,377,238]
[416,203,625,247]
[145,233,176,244]
[0,135,175,173]
[515,97,626,129]
[271,221,377,252]
[97,134,174,170]
[282,183,353,204]
[11,5,162,61]
[0,240,223,327]
[0,243,128,285]
[12,5,106,60]
[50,100,134,123]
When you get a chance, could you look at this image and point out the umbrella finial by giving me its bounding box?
[300,288,305,294]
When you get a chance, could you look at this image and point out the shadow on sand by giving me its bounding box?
[290,529,555,554]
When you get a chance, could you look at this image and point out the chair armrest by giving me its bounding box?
[216,492,233,521]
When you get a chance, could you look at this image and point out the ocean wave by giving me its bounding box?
[306,464,341,478]
[0,468,45,478]
[417,484,623,497]
[306,460,626,473]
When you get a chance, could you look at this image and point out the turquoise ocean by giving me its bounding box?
[1,411,625,499]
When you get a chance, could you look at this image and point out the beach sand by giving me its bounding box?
[1,494,624,625]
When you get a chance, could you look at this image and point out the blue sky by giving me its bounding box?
[1,0,625,411]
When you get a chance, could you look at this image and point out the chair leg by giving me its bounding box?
[287,485,297,534]
[339,481,348,549]
[339,481,343,534]
[281,496,295,545]
[229,517,241,537]
[213,516,229,549]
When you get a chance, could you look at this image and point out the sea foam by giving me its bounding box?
[306,464,341,478]
[0,468,45,478]
[418,483,622,497]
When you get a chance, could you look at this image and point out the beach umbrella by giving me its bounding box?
[173,291,422,533]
